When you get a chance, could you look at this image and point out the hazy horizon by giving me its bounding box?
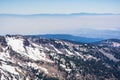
[0,0,120,39]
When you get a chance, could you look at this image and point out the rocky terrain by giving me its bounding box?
[0,35,120,80]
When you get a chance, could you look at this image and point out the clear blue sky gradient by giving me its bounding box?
[0,0,120,14]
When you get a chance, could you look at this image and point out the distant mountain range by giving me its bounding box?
[0,13,120,16]
[26,34,103,43]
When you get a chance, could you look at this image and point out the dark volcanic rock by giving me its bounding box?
[0,36,7,47]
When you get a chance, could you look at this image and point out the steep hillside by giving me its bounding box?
[0,35,120,80]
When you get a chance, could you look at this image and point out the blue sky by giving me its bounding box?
[0,0,120,14]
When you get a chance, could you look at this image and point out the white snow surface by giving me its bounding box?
[5,37,26,55]
[60,64,66,69]
[65,49,74,55]
[75,51,84,58]
[85,55,97,60]
[112,42,120,47]
[5,36,53,62]
[99,49,119,62]
[26,46,47,61]
[0,62,18,75]
[51,45,62,54]
[28,62,49,74]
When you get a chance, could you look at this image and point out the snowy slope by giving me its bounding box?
[0,35,120,80]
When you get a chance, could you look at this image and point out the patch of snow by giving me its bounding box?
[1,74,5,80]
[60,64,66,68]
[75,51,84,58]
[85,55,97,60]
[28,62,49,74]
[26,46,52,62]
[99,49,119,62]
[39,66,49,74]
[45,47,50,51]
[51,45,62,54]
[79,48,87,52]
[31,42,43,49]
[5,36,53,63]
[55,40,63,45]
[5,37,26,56]
[65,68,72,73]
[0,62,18,75]
[65,49,74,55]
[112,42,120,47]
[26,46,53,62]
[75,51,97,60]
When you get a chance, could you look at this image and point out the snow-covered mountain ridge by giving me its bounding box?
[0,35,120,80]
